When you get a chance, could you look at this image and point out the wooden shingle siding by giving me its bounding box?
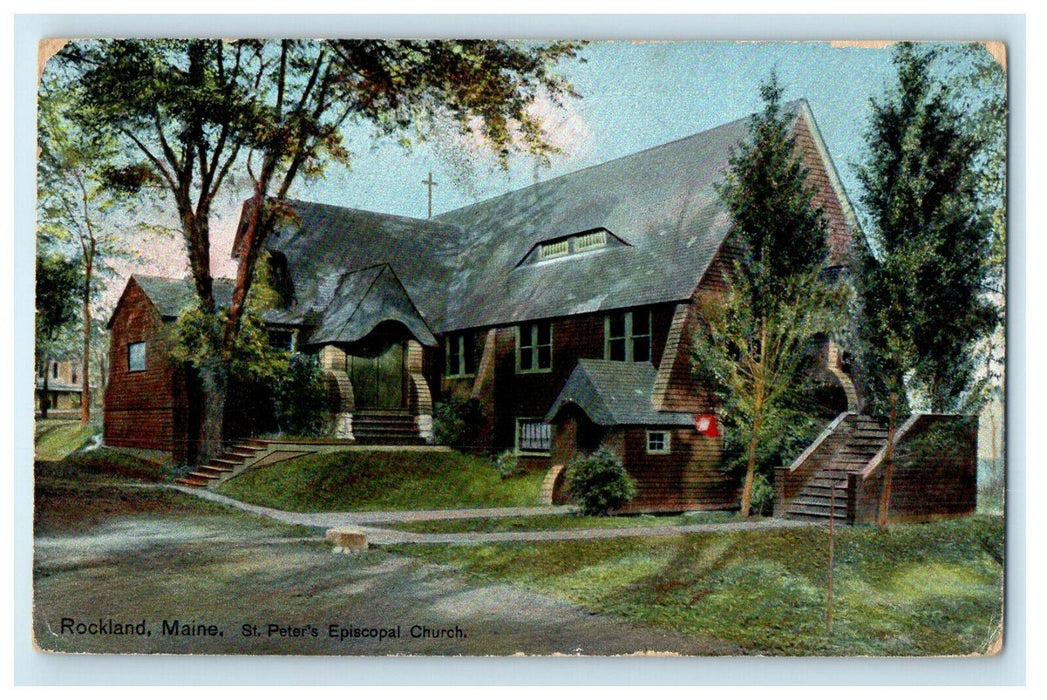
[616,427,739,513]
[104,279,189,461]
[793,111,854,267]
[848,414,977,524]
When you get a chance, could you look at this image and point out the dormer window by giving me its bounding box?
[524,228,621,266]
[574,229,607,252]
[539,240,570,260]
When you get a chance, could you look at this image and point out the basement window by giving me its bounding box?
[646,430,671,455]
[128,341,146,372]
[517,419,553,453]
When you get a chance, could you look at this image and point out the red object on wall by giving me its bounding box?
[694,414,719,438]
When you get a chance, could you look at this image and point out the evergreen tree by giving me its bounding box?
[696,73,840,517]
[35,252,82,419]
[856,43,996,418]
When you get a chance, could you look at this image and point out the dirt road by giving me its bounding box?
[33,482,736,656]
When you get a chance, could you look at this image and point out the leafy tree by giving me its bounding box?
[37,76,138,428]
[695,74,841,517]
[694,271,848,517]
[855,43,998,527]
[54,39,583,461]
[35,252,81,418]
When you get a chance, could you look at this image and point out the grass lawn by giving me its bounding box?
[34,418,101,462]
[391,515,1004,656]
[216,450,545,512]
[383,510,738,534]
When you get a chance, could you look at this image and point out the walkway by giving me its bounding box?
[169,485,814,545]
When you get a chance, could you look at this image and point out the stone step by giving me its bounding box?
[187,471,220,482]
[197,464,233,475]
[175,476,209,487]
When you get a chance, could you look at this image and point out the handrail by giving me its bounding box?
[785,411,853,473]
[858,414,921,480]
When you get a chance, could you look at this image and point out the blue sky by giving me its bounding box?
[298,40,903,221]
[43,38,1000,298]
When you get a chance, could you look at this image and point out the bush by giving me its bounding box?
[433,395,483,448]
[566,448,637,516]
[493,450,523,479]
[272,353,328,436]
[750,472,774,516]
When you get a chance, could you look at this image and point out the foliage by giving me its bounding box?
[53,38,584,458]
[565,448,637,516]
[748,472,775,516]
[694,271,849,514]
[855,43,997,416]
[696,73,844,517]
[717,72,829,318]
[215,449,544,512]
[433,395,484,448]
[35,252,82,400]
[271,353,328,437]
[493,450,523,480]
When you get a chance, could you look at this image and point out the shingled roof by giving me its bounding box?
[130,275,236,320]
[263,103,817,336]
[545,359,694,427]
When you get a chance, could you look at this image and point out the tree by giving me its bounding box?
[55,39,583,461]
[694,272,848,517]
[35,252,81,419]
[695,74,840,517]
[855,43,998,527]
[38,76,137,428]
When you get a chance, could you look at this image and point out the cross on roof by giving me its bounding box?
[422,171,438,219]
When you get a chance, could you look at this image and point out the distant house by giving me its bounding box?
[36,357,95,417]
[104,100,976,520]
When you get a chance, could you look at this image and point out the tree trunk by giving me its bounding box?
[878,391,897,530]
[40,353,51,419]
[197,365,228,465]
[80,257,93,428]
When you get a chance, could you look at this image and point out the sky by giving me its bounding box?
[38,39,1002,307]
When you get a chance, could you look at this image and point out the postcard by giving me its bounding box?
[30,35,1007,660]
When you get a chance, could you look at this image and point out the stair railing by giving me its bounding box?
[774,411,854,515]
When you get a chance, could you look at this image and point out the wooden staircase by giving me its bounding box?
[175,439,268,488]
[352,410,425,445]
[785,415,889,521]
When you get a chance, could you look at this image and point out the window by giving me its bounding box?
[517,321,553,372]
[605,309,651,362]
[268,329,295,352]
[517,419,553,453]
[52,362,58,379]
[574,229,608,252]
[71,366,78,384]
[539,239,570,260]
[646,430,671,454]
[446,332,478,377]
[128,341,146,372]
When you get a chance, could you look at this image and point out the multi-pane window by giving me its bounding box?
[268,329,295,352]
[446,332,478,377]
[646,430,671,454]
[605,309,651,362]
[128,341,146,372]
[517,321,553,372]
[539,240,570,260]
[518,419,553,453]
[574,229,608,252]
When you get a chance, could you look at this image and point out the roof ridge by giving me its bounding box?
[435,100,805,221]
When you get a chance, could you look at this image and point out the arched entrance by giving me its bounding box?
[344,321,410,411]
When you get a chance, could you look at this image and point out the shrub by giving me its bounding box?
[493,450,523,479]
[750,472,774,516]
[272,353,328,436]
[566,448,637,516]
[433,395,483,448]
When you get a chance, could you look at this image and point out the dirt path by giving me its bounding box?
[168,484,813,545]
[34,486,738,656]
